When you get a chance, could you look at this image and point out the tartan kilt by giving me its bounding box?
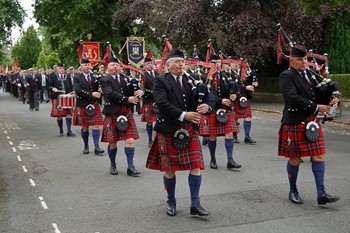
[233,99,252,119]
[50,99,73,117]
[278,115,326,158]
[198,106,239,136]
[141,102,157,123]
[146,122,205,172]
[101,106,139,143]
[72,102,103,126]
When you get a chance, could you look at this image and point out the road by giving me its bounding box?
[1,92,349,233]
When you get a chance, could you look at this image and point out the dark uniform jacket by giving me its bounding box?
[142,70,159,104]
[279,67,318,124]
[202,71,233,107]
[25,73,40,92]
[73,73,100,107]
[100,73,132,116]
[48,73,70,99]
[153,72,217,134]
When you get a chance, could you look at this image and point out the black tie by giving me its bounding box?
[302,72,311,85]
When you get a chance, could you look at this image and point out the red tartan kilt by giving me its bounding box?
[50,99,72,117]
[72,102,103,126]
[233,99,252,119]
[278,115,326,158]
[101,106,139,143]
[198,108,239,136]
[141,102,157,123]
[146,122,205,171]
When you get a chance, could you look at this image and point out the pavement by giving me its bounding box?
[250,101,350,125]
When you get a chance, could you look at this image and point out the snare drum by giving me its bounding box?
[58,94,76,109]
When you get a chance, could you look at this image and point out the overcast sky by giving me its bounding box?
[11,0,39,44]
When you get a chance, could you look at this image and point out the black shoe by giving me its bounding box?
[300,158,304,163]
[233,134,239,143]
[289,191,304,204]
[148,141,152,148]
[127,167,141,177]
[244,136,256,144]
[210,160,217,169]
[227,159,242,169]
[317,192,340,205]
[59,132,64,137]
[190,205,210,216]
[46,100,50,103]
[83,146,89,154]
[94,147,104,155]
[40,100,43,103]
[35,109,39,111]
[166,201,176,216]
[67,131,76,137]
[110,164,118,175]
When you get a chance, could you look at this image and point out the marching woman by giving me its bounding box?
[73,58,104,155]
[278,45,340,205]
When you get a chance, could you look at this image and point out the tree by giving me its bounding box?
[35,50,47,69]
[0,0,25,45]
[11,26,42,69]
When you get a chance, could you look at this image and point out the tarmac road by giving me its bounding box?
[1,91,350,233]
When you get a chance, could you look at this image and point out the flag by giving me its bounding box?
[146,47,153,59]
[102,43,111,65]
[205,39,216,63]
[192,45,198,59]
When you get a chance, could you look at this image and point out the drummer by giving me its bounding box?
[48,63,75,137]
[72,58,104,155]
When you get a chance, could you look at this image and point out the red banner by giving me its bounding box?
[77,41,100,67]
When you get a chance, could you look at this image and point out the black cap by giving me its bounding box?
[144,57,152,63]
[209,54,220,62]
[166,49,184,60]
[81,58,90,64]
[57,63,64,67]
[291,45,307,58]
[109,56,119,63]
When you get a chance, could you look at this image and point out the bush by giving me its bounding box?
[330,74,350,99]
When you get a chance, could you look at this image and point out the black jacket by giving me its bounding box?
[153,72,217,134]
[73,73,100,107]
[279,68,318,124]
[142,70,159,104]
[48,73,70,99]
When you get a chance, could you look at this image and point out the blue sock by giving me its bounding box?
[146,124,153,142]
[108,146,117,166]
[66,118,72,132]
[287,162,299,192]
[225,138,234,161]
[124,147,135,168]
[81,129,89,147]
[164,176,176,204]
[188,174,202,207]
[91,129,100,148]
[243,120,251,138]
[208,140,217,161]
[312,161,325,197]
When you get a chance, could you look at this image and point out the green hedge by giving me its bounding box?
[330,74,350,99]
[256,74,350,98]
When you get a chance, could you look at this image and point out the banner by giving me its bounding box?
[77,41,100,67]
[126,37,145,67]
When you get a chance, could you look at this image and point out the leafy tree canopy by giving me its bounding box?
[0,0,25,45]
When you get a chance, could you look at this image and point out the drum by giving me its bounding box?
[58,94,76,109]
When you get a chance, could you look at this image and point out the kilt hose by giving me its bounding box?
[141,102,157,123]
[73,102,103,127]
[146,122,205,172]
[278,115,326,158]
[50,99,73,117]
[198,106,239,137]
[101,106,139,143]
[233,99,252,119]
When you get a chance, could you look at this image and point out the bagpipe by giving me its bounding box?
[277,23,341,122]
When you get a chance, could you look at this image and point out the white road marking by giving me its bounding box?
[39,196,48,209]
[17,155,22,162]
[52,223,61,233]
[18,140,39,150]
[22,166,27,173]
[9,141,13,145]
[29,179,36,187]
[12,147,17,152]
[4,130,7,134]
[6,136,10,139]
